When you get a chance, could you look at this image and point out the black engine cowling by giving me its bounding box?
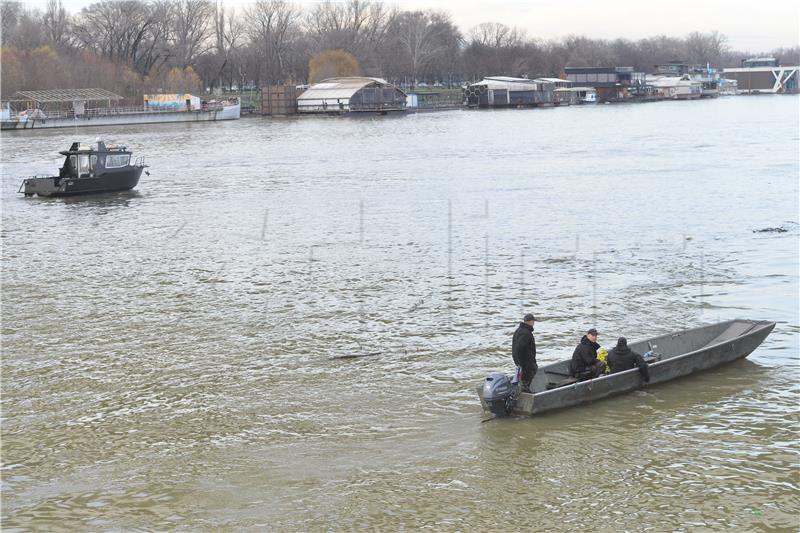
[482,371,520,416]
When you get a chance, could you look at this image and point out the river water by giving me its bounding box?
[2,96,798,531]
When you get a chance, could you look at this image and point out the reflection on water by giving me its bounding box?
[2,96,798,530]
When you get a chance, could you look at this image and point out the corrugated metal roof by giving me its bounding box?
[11,88,123,103]
[484,76,533,83]
[470,77,539,91]
[298,77,401,101]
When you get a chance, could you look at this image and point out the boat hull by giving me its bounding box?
[478,319,775,416]
[2,103,240,131]
[21,167,143,197]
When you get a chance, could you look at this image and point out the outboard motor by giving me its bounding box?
[482,369,520,417]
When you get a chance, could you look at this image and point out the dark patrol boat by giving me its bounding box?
[19,140,146,197]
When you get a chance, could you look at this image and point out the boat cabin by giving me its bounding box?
[59,140,133,179]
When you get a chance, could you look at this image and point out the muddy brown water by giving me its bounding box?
[2,96,798,530]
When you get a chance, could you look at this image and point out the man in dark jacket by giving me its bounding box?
[608,337,650,382]
[570,328,605,380]
[512,313,537,393]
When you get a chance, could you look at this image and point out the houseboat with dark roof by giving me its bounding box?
[19,140,146,197]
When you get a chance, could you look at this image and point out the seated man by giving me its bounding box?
[607,337,650,382]
[570,328,605,381]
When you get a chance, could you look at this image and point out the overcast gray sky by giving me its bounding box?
[25,0,800,52]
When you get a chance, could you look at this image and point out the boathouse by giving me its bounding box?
[296,77,407,114]
[535,78,576,105]
[646,75,702,99]
[722,58,799,94]
[563,67,647,102]
[464,76,555,107]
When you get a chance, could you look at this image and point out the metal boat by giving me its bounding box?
[19,140,146,197]
[479,319,776,417]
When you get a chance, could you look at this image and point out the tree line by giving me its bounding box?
[2,0,798,101]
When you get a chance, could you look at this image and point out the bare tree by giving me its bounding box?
[43,0,71,49]
[469,22,524,49]
[304,0,395,72]
[208,1,245,88]
[75,1,147,70]
[685,31,728,66]
[463,22,528,79]
[1,1,22,46]
[138,0,175,75]
[246,0,300,84]
[172,0,214,68]
[1,3,47,49]
[389,10,459,88]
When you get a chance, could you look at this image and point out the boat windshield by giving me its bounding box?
[106,154,130,168]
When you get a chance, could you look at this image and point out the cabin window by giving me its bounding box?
[105,154,130,168]
[90,155,97,173]
[78,155,90,176]
[70,155,77,171]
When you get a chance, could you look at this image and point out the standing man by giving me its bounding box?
[512,313,537,393]
[570,327,605,380]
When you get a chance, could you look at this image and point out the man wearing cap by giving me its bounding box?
[608,337,650,382]
[512,313,537,393]
[570,328,605,380]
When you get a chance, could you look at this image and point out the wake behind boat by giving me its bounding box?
[479,319,776,417]
[19,140,147,197]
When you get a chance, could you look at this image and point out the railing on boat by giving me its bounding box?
[7,102,233,120]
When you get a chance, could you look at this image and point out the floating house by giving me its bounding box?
[722,58,799,94]
[555,87,597,104]
[654,62,719,97]
[405,91,462,112]
[688,66,720,98]
[563,67,647,102]
[534,78,576,105]
[464,76,555,107]
[296,77,407,114]
[646,75,703,100]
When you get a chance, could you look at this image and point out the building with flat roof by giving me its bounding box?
[563,67,647,102]
[722,60,798,94]
[654,62,690,77]
[741,58,779,68]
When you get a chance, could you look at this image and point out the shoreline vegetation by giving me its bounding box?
[2,0,798,104]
